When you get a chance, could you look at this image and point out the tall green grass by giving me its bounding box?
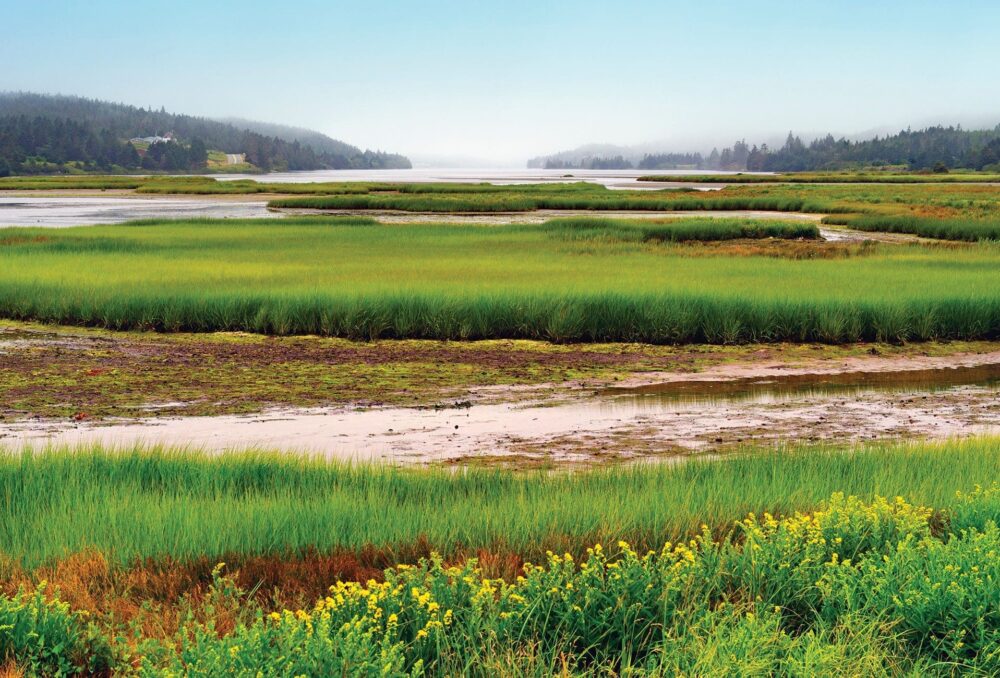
[541,217,819,242]
[0,175,145,190]
[1,438,998,568]
[0,218,998,342]
[267,192,829,213]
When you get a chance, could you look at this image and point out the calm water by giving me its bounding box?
[0,196,272,227]
[605,362,1000,403]
[0,168,747,228]
[209,167,745,189]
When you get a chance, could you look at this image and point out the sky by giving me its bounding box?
[3,0,1000,165]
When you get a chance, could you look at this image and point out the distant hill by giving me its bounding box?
[527,143,639,169]
[0,92,410,175]
[529,125,1000,172]
[219,117,363,158]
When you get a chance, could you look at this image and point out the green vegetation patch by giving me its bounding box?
[0,218,998,343]
[2,440,1000,674]
[2,438,999,568]
[267,190,820,213]
[146,489,1000,675]
[540,217,818,242]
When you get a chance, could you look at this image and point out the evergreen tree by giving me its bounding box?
[188,137,208,168]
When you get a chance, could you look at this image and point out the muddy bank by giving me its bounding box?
[3,363,998,466]
[818,224,930,244]
[3,322,1000,465]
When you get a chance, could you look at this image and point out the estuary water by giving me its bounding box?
[0,168,741,227]
[209,167,744,189]
[0,196,273,227]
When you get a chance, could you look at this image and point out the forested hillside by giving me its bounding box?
[0,93,410,175]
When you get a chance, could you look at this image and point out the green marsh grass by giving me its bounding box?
[0,217,998,342]
[267,191,825,213]
[2,437,999,568]
[0,175,145,190]
[541,216,819,242]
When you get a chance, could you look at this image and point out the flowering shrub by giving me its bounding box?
[5,488,1000,675]
[0,583,112,676]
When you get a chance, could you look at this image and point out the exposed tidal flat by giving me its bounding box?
[3,321,1000,464]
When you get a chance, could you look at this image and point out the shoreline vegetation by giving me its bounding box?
[0,438,999,674]
[3,438,996,568]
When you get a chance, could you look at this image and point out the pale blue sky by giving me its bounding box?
[3,1,998,163]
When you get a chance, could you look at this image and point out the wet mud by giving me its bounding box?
[3,332,998,465]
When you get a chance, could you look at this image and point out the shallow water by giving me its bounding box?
[211,168,743,190]
[0,195,824,230]
[4,361,999,464]
[606,361,1000,403]
[0,196,273,228]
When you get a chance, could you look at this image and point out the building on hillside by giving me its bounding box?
[129,133,175,145]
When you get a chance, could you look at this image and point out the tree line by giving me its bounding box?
[532,126,1000,173]
[746,127,1000,172]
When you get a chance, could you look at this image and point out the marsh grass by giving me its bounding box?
[0,217,998,342]
[0,176,145,190]
[266,192,826,213]
[539,217,819,242]
[1,438,998,569]
[266,181,1000,244]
